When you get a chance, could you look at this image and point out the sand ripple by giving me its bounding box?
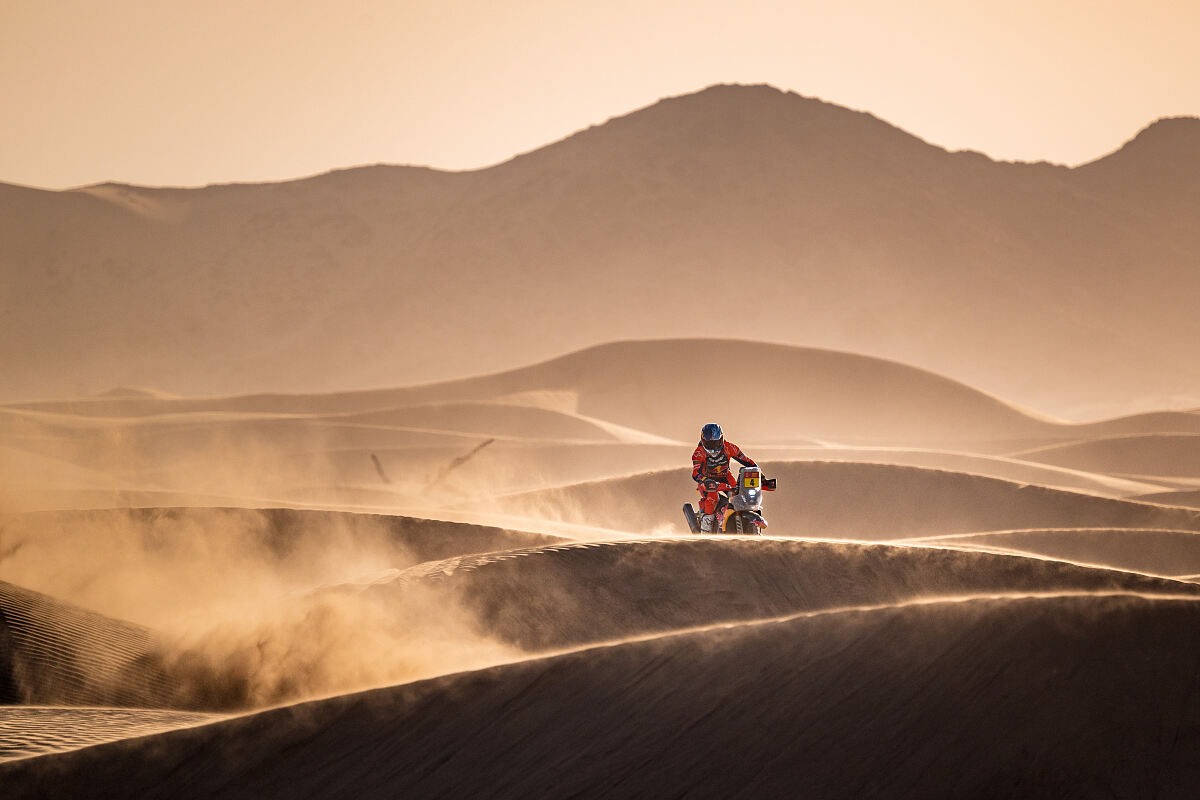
[0,706,217,762]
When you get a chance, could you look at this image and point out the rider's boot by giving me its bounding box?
[699,513,716,532]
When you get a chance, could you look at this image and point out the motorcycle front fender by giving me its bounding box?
[726,510,767,534]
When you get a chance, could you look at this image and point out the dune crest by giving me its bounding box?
[7,594,1200,797]
[494,461,1200,539]
[369,536,1200,651]
[6,72,1200,795]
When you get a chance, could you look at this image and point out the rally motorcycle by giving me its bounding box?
[683,465,777,535]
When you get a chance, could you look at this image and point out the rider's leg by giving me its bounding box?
[698,489,719,532]
[714,495,731,532]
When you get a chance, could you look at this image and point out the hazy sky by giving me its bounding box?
[3,0,1197,189]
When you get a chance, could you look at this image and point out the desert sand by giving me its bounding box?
[6,335,1200,796]
[6,85,1200,797]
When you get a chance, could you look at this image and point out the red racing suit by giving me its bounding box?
[692,440,757,516]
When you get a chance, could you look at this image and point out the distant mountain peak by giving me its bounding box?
[503,81,939,174]
[1127,116,1200,149]
[1083,115,1200,171]
[1140,115,1200,133]
[642,81,875,125]
[687,81,789,96]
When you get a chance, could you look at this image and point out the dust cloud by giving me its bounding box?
[0,506,525,710]
[157,579,523,711]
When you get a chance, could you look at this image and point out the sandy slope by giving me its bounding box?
[1133,489,1200,509]
[6,594,1200,798]
[0,509,577,714]
[1011,433,1200,479]
[0,508,562,626]
[753,445,1169,496]
[9,340,1200,518]
[0,406,684,510]
[6,334,1200,793]
[10,338,1199,455]
[495,461,1200,539]
[900,528,1200,578]
[7,340,1063,446]
[0,580,175,707]
[9,515,1197,716]
[0,707,219,763]
[4,81,1200,796]
[367,537,1200,651]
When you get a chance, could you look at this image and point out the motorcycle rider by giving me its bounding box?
[692,422,758,532]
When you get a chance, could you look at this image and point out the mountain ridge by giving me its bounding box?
[11,84,1193,195]
[2,84,1198,416]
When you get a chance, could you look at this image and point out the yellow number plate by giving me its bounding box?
[744,474,760,488]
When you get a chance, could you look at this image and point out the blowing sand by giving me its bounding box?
[7,595,1200,798]
[5,338,1200,795]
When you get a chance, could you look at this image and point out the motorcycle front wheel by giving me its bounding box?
[723,512,763,535]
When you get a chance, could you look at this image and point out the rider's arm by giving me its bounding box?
[691,445,706,483]
[727,441,775,489]
[726,441,757,468]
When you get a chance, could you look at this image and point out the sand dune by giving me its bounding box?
[754,444,1170,496]
[367,537,1200,651]
[2,509,572,714]
[333,402,633,442]
[0,707,218,763]
[0,580,175,707]
[11,340,1200,516]
[92,386,177,400]
[7,594,1200,798]
[0,345,1025,513]
[1132,489,1200,509]
[1011,433,1200,479]
[2,488,284,515]
[7,417,1200,791]
[901,528,1200,577]
[13,340,1200,457]
[496,461,1200,540]
[7,81,1200,796]
[9,340,1062,447]
[1,404,684,508]
[0,445,130,494]
[1077,409,1200,437]
[6,412,490,470]
[14,511,1198,719]
[11,341,1200,528]
[326,442,684,494]
[10,429,1171,518]
[0,508,561,625]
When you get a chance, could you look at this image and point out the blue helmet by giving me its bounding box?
[701,423,724,453]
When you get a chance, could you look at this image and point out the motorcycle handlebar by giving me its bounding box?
[700,479,776,492]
